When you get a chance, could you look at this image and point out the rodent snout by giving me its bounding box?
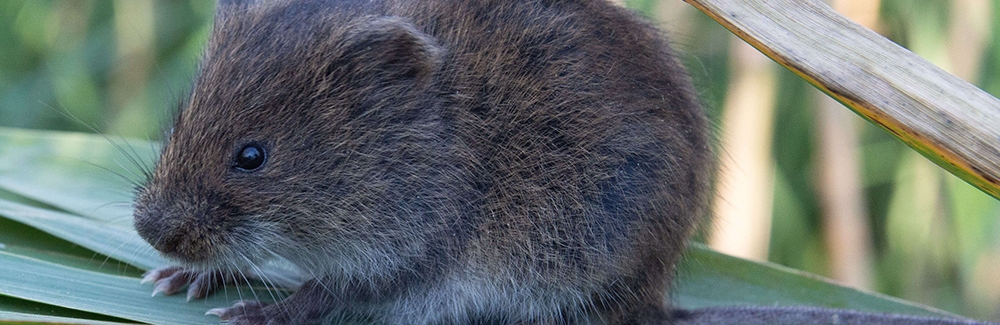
[134,208,186,257]
[133,202,217,263]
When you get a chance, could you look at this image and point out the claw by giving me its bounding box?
[206,300,260,321]
[205,307,227,317]
[140,270,160,284]
[186,279,206,302]
[152,280,172,297]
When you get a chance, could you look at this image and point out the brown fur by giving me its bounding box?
[133,0,711,324]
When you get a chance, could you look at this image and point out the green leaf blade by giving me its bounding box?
[0,250,277,325]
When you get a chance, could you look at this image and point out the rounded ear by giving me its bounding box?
[342,17,443,82]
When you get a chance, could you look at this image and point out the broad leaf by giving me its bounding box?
[0,250,281,325]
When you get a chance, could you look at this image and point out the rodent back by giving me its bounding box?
[401,0,711,285]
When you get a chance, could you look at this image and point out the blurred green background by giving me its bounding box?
[1,0,999,321]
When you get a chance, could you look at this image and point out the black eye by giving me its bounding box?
[234,143,266,171]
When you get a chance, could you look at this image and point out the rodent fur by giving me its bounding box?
[135,0,691,323]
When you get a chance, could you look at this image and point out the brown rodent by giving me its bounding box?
[134,0,710,323]
[130,1,997,325]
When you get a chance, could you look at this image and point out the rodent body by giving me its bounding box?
[133,0,711,324]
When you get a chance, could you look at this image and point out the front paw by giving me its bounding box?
[205,279,336,325]
[141,266,233,301]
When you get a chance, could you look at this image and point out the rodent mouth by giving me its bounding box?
[159,250,215,266]
[145,236,219,266]
[133,192,251,267]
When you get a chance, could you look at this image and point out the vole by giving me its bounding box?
[132,0,999,324]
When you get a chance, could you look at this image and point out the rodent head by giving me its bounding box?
[133,1,444,270]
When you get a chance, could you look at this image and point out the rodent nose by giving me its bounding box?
[134,208,187,257]
[135,215,165,249]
